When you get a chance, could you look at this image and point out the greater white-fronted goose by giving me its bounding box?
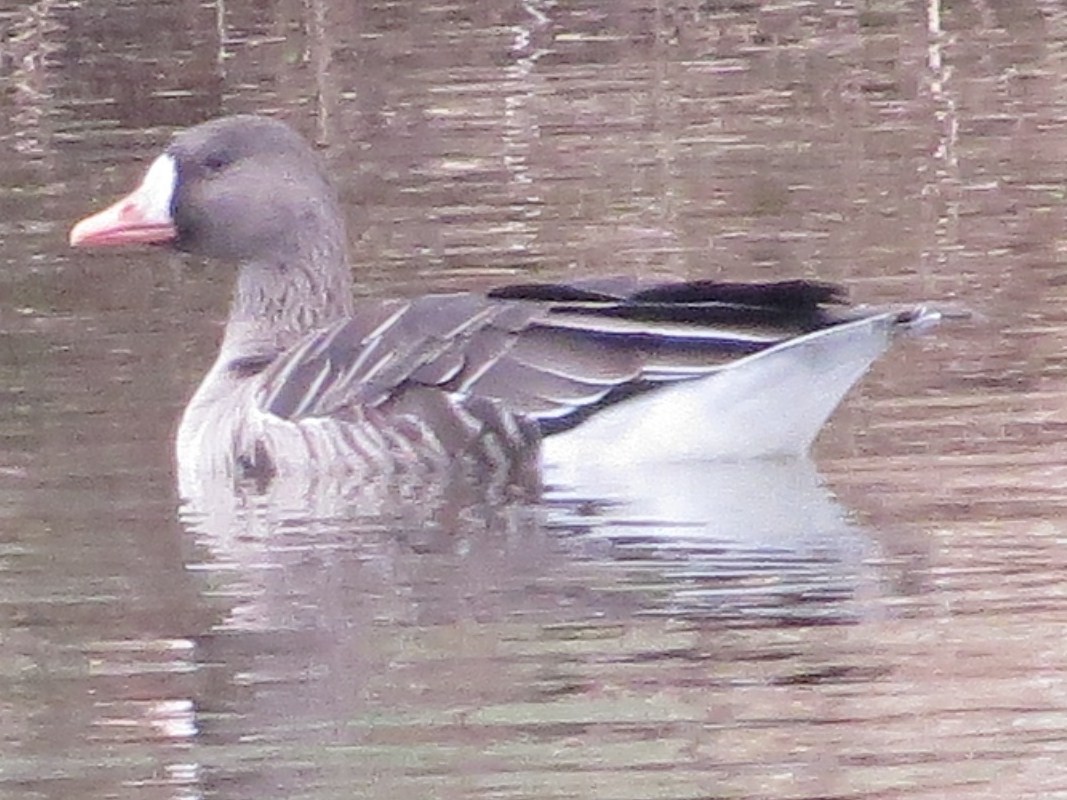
[69,115,940,485]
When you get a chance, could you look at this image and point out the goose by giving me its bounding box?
[68,114,941,487]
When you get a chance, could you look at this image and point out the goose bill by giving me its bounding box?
[69,154,179,247]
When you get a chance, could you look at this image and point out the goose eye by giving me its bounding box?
[202,153,231,175]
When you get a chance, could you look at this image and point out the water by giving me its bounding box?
[3,0,1067,798]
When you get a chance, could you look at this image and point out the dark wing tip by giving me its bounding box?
[488,279,847,312]
[629,280,846,309]
[487,283,621,303]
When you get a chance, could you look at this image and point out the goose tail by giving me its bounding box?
[542,304,945,473]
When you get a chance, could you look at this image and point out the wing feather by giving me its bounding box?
[256,279,858,438]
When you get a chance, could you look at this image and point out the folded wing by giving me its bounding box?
[253,279,930,457]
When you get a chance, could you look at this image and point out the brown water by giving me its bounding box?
[3,0,1067,798]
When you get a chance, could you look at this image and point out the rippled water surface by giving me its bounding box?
[4,1,1067,798]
